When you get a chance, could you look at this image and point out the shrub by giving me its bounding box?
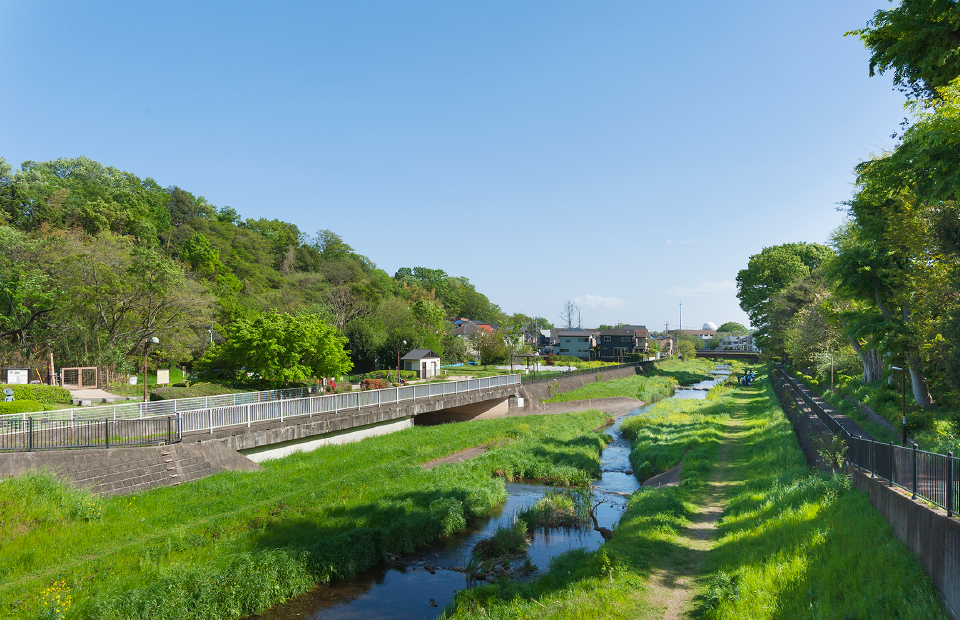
[0,384,71,405]
[0,399,46,414]
[360,378,389,390]
[150,382,238,401]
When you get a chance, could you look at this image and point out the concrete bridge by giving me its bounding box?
[179,377,527,462]
[695,350,760,362]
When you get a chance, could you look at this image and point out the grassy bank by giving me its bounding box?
[543,357,738,405]
[442,366,946,619]
[0,410,610,620]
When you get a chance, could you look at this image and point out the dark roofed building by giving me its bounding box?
[598,326,649,361]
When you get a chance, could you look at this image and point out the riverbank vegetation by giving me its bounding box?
[442,368,945,619]
[0,410,609,620]
[543,358,736,405]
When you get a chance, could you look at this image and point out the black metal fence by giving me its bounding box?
[775,367,959,517]
[0,416,179,452]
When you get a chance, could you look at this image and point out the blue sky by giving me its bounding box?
[0,1,906,330]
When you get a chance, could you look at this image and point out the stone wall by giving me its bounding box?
[0,441,261,497]
[851,467,960,620]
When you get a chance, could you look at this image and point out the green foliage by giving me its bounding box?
[715,322,749,334]
[199,311,352,385]
[518,489,590,530]
[472,521,529,560]
[0,399,45,414]
[149,382,241,401]
[736,243,833,349]
[848,0,960,100]
[0,384,71,404]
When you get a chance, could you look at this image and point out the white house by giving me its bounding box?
[401,349,441,378]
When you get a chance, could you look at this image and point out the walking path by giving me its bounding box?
[782,373,876,441]
[644,415,740,619]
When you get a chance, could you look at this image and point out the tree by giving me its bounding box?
[200,312,352,384]
[736,243,834,349]
[848,0,960,100]
[715,321,749,334]
[559,300,579,329]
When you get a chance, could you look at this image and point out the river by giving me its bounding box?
[250,367,730,620]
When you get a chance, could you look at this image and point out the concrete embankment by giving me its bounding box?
[0,441,261,496]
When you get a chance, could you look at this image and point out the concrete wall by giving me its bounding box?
[0,441,261,497]
[521,364,643,408]
[851,468,960,620]
[242,416,415,462]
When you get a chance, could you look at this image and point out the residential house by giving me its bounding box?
[401,349,441,378]
[652,336,675,358]
[555,329,593,360]
[598,326,649,361]
[717,334,756,352]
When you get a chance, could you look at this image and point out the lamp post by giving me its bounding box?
[396,339,407,384]
[891,365,907,446]
[144,336,159,403]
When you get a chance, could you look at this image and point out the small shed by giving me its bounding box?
[401,349,442,378]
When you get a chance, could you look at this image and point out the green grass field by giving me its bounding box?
[0,410,610,620]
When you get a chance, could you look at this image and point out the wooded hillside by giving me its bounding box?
[0,156,521,377]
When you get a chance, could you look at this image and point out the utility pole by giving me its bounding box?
[679,301,682,334]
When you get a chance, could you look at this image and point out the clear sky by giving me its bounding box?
[0,1,906,330]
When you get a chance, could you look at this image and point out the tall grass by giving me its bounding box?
[442,367,947,620]
[0,410,610,620]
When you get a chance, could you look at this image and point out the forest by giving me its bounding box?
[736,0,960,441]
[0,157,541,380]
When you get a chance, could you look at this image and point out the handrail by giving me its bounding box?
[176,373,522,435]
[773,367,958,517]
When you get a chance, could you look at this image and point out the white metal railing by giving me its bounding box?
[0,385,315,425]
[0,374,520,436]
[176,374,521,435]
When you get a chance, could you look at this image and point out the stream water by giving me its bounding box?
[250,367,730,620]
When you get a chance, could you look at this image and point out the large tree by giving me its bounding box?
[736,242,834,350]
[200,311,352,385]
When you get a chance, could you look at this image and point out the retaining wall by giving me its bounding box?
[521,365,643,407]
[0,441,261,496]
[851,467,960,620]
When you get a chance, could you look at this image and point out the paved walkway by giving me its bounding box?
[69,388,133,403]
[781,373,876,441]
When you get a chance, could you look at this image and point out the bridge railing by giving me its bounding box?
[0,385,316,425]
[177,373,521,435]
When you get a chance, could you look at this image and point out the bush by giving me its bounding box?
[0,384,71,405]
[150,382,238,401]
[361,378,389,390]
[0,400,46,414]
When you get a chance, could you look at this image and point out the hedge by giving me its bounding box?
[150,382,240,401]
[0,384,71,405]
[0,400,46,414]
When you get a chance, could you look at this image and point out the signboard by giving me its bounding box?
[6,369,29,384]
[156,369,170,385]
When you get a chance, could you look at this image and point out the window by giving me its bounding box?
[603,336,611,342]
[621,337,630,342]
[580,337,588,343]
[560,348,569,353]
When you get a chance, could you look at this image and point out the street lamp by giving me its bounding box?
[396,339,407,384]
[144,336,159,403]
[891,365,907,446]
